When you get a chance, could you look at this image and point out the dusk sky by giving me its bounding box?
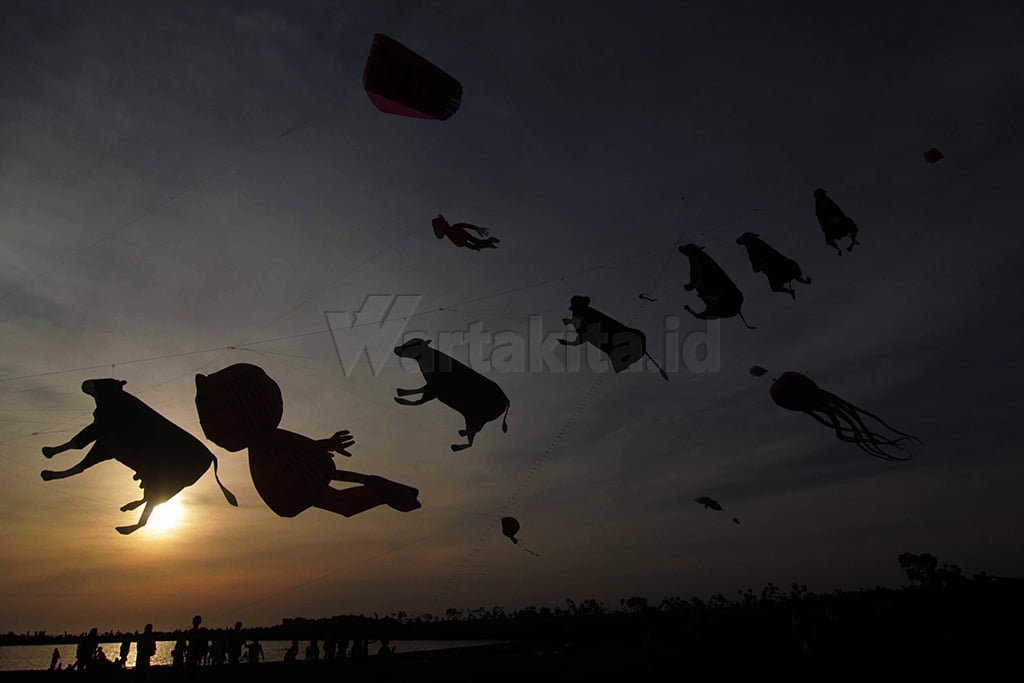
[2,0,1023,634]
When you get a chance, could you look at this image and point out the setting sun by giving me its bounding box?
[146,499,186,534]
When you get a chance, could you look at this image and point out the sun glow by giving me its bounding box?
[146,498,186,535]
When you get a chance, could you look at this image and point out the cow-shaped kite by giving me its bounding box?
[559,295,669,380]
[393,338,510,451]
[40,379,237,534]
[813,188,860,256]
[736,232,811,299]
[678,244,755,328]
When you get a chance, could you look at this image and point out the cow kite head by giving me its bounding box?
[569,295,591,314]
[394,337,432,360]
[81,378,127,398]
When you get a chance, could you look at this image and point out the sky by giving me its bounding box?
[2,0,1023,634]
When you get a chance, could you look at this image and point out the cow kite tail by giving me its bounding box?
[211,455,238,506]
[738,311,757,330]
[501,401,510,433]
[645,352,670,382]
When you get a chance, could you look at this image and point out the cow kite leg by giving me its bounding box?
[394,385,435,406]
[116,499,153,535]
[41,423,98,458]
[41,440,114,481]
[453,418,482,452]
[120,499,145,512]
[683,304,715,320]
[768,276,796,299]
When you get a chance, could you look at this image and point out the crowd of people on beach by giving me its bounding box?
[49,615,395,672]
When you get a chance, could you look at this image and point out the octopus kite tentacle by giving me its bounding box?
[769,371,922,462]
[804,397,920,461]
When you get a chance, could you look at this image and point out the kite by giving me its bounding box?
[40,379,237,534]
[559,295,669,380]
[195,363,420,517]
[695,496,723,511]
[363,34,462,120]
[393,338,510,451]
[501,516,538,556]
[432,214,500,251]
[923,148,944,164]
[769,371,922,460]
[677,244,755,328]
[813,189,860,255]
[736,232,811,299]
[695,496,741,524]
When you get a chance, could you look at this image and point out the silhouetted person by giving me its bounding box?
[338,637,350,659]
[245,640,264,665]
[432,214,500,250]
[377,639,394,657]
[39,378,236,534]
[209,638,225,666]
[74,628,99,671]
[227,622,243,666]
[284,640,299,663]
[187,615,207,669]
[93,646,113,669]
[48,648,60,671]
[813,188,859,255]
[136,624,156,671]
[118,638,131,668]
[171,638,186,670]
[306,640,320,661]
[324,638,336,660]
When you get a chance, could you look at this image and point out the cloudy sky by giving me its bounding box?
[2,0,1023,633]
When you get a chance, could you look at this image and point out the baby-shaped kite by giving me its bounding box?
[195,363,420,518]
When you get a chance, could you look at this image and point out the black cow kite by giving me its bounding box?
[559,295,669,380]
[814,188,860,255]
[736,232,811,299]
[40,379,237,534]
[678,244,755,328]
[393,338,510,451]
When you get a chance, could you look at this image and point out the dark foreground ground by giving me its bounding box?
[2,640,1022,680]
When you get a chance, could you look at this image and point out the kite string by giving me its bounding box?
[438,202,691,608]
[0,241,675,386]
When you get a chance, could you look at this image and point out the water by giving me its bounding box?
[0,640,501,672]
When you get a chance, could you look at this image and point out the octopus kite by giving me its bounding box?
[770,371,922,460]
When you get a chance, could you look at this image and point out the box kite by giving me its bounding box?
[363,34,462,120]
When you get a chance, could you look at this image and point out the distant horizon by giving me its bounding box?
[4,551,1013,636]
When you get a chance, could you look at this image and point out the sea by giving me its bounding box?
[0,640,500,672]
